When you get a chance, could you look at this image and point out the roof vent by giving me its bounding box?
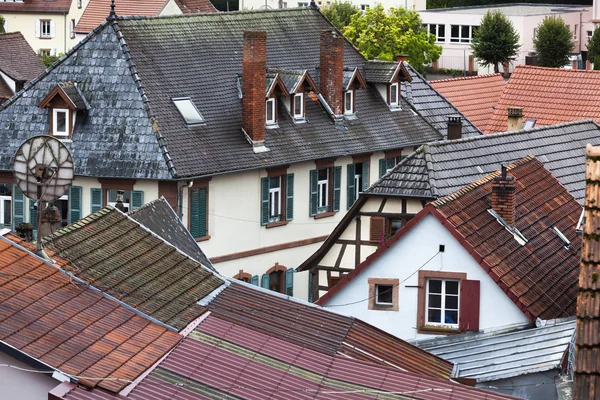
[507,106,523,132]
[447,115,462,140]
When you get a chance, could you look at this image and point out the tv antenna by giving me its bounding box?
[12,136,74,255]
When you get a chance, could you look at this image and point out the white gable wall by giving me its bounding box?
[324,213,530,341]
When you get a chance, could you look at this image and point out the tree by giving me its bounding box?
[470,10,519,73]
[533,16,574,68]
[321,1,360,32]
[587,26,600,70]
[0,16,5,34]
[343,5,442,72]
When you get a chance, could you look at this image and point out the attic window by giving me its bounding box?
[172,97,205,126]
[53,108,69,137]
[293,93,304,120]
[389,82,400,108]
[266,98,277,126]
[344,90,354,115]
[551,226,571,248]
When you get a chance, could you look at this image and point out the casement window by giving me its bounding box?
[368,278,399,311]
[52,108,69,137]
[360,4,369,11]
[77,0,82,8]
[344,90,354,115]
[0,184,12,228]
[38,19,53,39]
[310,165,341,217]
[298,2,308,6]
[417,271,480,333]
[370,216,409,243]
[388,219,403,236]
[574,24,578,40]
[427,24,446,42]
[172,97,205,126]
[233,271,253,283]
[266,98,277,126]
[293,93,304,119]
[281,2,287,7]
[450,25,477,43]
[261,264,294,296]
[347,161,370,209]
[39,49,51,57]
[389,82,399,108]
[69,186,82,224]
[70,19,75,39]
[378,155,406,177]
[106,189,144,213]
[588,30,593,39]
[189,186,208,240]
[261,173,294,226]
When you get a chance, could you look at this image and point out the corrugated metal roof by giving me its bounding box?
[417,319,575,382]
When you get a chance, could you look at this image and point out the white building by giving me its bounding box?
[240,0,425,13]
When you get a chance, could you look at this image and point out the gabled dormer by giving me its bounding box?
[364,59,412,111]
[265,72,289,128]
[271,69,318,123]
[38,81,89,138]
[342,67,367,118]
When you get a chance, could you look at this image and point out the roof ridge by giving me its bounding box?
[515,64,600,74]
[429,73,504,84]
[116,7,320,21]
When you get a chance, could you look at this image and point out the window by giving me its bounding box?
[375,285,393,305]
[77,0,82,7]
[344,90,354,115]
[427,24,446,42]
[70,19,75,39]
[261,172,293,226]
[189,185,209,239]
[293,93,304,119]
[172,97,205,126]
[52,108,68,137]
[107,189,130,212]
[40,20,51,38]
[56,194,68,227]
[426,279,460,328]
[233,271,252,283]
[310,165,341,217]
[450,25,477,43]
[354,162,363,201]
[0,184,12,228]
[268,176,281,222]
[379,155,404,177]
[388,219,403,236]
[317,168,328,211]
[262,264,289,294]
[389,82,399,107]
[574,24,578,40]
[266,98,276,125]
[588,30,593,39]
[360,4,369,11]
[39,49,50,57]
[281,1,287,7]
[368,278,399,311]
[347,161,369,209]
[298,2,308,6]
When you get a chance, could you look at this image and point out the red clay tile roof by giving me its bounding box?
[0,234,182,393]
[487,65,600,133]
[0,32,46,83]
[61,313,519,400]
[174,0,217,13]
[574,144,600,399]
[0,0,71,13]
[320,157,582,321]
[75,0,173,33]
[430,74,505,133]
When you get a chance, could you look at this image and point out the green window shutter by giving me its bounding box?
[12,185,24,229]
[29,199,37,236]
[260,177,269,226]
[333,166,342,212]
[386,157,396,171]
[286,173,294,221]
[347,164,356,210]
[90,188,102,213]
[261,274,269,289]
[309,169,318,217]
[131,190,144,210]
[308,272,313,303]
[379,158,387,178]
[190,187,208,238]
[285,268,294,296]
[69,186,82,224]
[251,275,259,286]
[362,161,370,192]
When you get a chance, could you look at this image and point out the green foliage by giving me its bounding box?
[533,16,574,68]
[321,1,360,32]
[588,27,600,68]
[470,10,519,73]
[0,16,5,34]
[426,0,591,8]
[343,5,442,72]
[39,52,63,67]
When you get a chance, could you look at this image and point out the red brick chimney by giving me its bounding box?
[492,165,516,226]
[320,29,344,116]
[242,30,267,143]
[396,54,408,63]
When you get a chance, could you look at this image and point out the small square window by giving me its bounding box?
[375,284,393,305]
[266,98,276,125]
[368,278,399,311]
[344,90,354,115]
[172,97,205,126]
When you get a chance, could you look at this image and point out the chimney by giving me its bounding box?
[38,204,62,238]
[396,54,408,63]
[320,29,344,116]
[447,115,462,140]
[242,30,267,143]
[491,165,516,227]
[572,59,578,70]
[507,106,523,131]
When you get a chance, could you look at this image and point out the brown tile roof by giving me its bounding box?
[0,79,12,100]
[41,206,224,331]
[75,0,172,33]
[0,32,46,83]
[0,234,182,393]
[174,0,217,13]
[0,0,71,13]
[429,74,505,133]
[574,144,600,399]
[320,157,582,321]
[487,65,600,133]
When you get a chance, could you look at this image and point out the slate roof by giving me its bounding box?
[41,206,224,331]
[322,157,583,321]
[0,0,71,13]
[0,32,46,86]
[174,0,217,13]
[417,319,576,382]
[61,312,518,400]
[420,3,589,16]
[0,234,182,393]
[430,74,506,133]
[366,120,600,202]
[75,0,172,33]
[59,81,90,110]
[487,65,600,133]
[363,60,400,83]
[402,63,481,139]
[127,197,213,269]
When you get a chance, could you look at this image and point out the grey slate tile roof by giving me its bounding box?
[128,197,213,270]
[416,318,576,382]
[363,60,398,83]
[366,120,600,202]
[60,82,90,110]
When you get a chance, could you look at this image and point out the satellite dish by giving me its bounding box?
[13,136,74,202]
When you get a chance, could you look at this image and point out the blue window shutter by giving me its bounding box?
[379,158,387,178]
[309,169,318,217]
[29,199,37,237]
[333,166,342,212]
[12,185,24,229]
[90,188,102,213]
[69,186,82,223]
[362,161,370,192]
[261,274,269,289]
[286,173,294,221]
[347,164,356,210]
[387,157,396,171]
[190,187,208,238]
[260,177,269,226]
[285,268,294,296]
[131,190,144,210]
[251,275,259,286]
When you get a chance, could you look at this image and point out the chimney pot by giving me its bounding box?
[320,29,344,116]
[242,30,267,143]
[447,115,462,140]
[492,166,516,227]
[507,106,524,132]
[396,54,408,63]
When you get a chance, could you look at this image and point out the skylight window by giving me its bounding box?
[523,119,536,130]
[172,97,205,126]
[551,226,571,248]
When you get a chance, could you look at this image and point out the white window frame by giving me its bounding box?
[389,82,399,107]
[360,4,369,11]
[427,24,446,42]
[70,19,75,39]
[53,108,69,137]
[293,93,304,119]
[107,189,130,213]
[375,284,393,305]
[425,278,460,329]
[298,2,308,6]
[354,163,363,200]
[450,25,476,43]
[317,169,329,210]
[77,0,82,8]
[172,97,205,126]
[40,20,51,38]
[268,176,281,222]
[0,195,11,227]
[344,90,354,115]
[266,98,276,125]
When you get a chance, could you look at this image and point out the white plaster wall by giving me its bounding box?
[324,213,530,341]
[381,197,403,213]
[0,352,58,400]
[0,12,70,55]
[73,176,99,217]
[240,0,423,10]
[160,0,184,15]
[133,179,159,206]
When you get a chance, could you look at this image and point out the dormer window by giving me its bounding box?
[53,108,69,137]
[293,93,304,119]
[38,82,89,139]
[266,98,277,126]
[389,82,399,108]
[344,90,354,115]
[172,97,205,126]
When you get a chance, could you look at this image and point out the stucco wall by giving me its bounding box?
[240,0,424,11]
[0,351,59,400]
[159,0,184,16]
[324,213,530,340]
